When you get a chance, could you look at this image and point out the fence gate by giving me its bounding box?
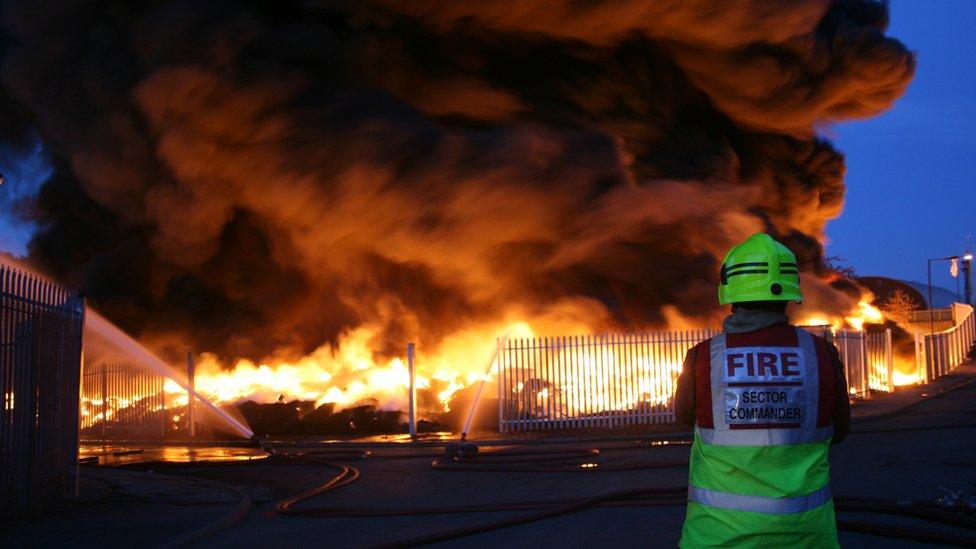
[81,363,167,438]
[80,362,192,440]
[1,265,84,518]
[497,331,717,433]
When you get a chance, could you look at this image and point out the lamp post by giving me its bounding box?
[927,255,959,336]
[964,252,973,307]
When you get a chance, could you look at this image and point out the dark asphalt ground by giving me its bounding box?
[4,365,976,548]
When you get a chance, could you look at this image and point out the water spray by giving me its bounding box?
[445,332,511,458]
[85,309,254,439]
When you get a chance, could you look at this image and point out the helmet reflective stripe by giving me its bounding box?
[688,485,832,514]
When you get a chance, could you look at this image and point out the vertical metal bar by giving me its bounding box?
[555,336,564,430]
[543,336,551,429]
[657,332,666,422]
[632,332,641,425]
[606,334,614,428]
[610,334,618,426]
[101,364,107,438]
[586,334,594,427]
[573,335,581,428]
[531,336,538,429]
[638,333,647,423]
[592,333,599,428]
[555,337,563,430]
[501,339,510,434]
[560,336,576,428]
[552,336,559,429]
[160,368,167,437]
[579,335,586,428]
[563,336,571,430]
[579,335,587,428]
[517,338,524,433]
[510,339,516,432]
[407,343,416,438]
[511,339,518,433]
[580,335,588,427]
[648,331,657,422]
[527,337,533,431]
[187,352,196,437]
[606,334,613,427]
[613,334,627,425]
[496,338,504,434]
[625,332,640,425]
[541,336,547,430]
[566,336,573,429]
[607,334,615,427]
[599,334,609,428]
[648,332,656,424]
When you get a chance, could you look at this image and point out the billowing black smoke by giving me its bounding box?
[0,0,914,362]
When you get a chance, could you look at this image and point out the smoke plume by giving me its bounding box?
[1,1,914,367]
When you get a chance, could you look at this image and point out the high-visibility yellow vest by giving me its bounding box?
[680,327,839,548]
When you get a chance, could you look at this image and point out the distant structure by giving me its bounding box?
[858,276,958,309]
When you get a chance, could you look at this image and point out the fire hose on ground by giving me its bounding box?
[268,447,976,547]
[105,444,976,546]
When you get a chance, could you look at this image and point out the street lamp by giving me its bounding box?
[963,253,974,306]
[927,256,958,336]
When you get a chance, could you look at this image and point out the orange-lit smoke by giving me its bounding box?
[4,1,915,412]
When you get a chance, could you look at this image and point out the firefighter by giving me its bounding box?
[674,233,850,548]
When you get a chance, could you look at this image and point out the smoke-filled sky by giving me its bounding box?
[0,1,919,363]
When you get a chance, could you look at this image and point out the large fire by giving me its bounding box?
[192,319,540,414]
[185,296,905,417]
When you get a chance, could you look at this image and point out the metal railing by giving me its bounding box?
[832,329,895,396]
[81,363,166,437]
[908,308,952,323]
[497,330,717,433]
[80,361,192,440]
[914,305,976,382]
[866,330,895,393]
[497,326,894,432]
[1,265,84,518]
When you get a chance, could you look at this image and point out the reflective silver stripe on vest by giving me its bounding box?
[796,328,820,429]
[688,484,832,514]
[703,328,830,446]
[696,425,833,445]
[709,333,729,430]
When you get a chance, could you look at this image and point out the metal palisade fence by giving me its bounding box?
[1,264,85,519]
[915,305,976,382]
[80,362,169,439]
[497,326,895,433]
[497,331,717,433]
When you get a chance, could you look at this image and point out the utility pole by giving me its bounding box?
[964,252,973,307]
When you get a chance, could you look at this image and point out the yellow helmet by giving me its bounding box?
[718,233,802,305]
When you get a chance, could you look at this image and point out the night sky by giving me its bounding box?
[828,0,976,292]
[0,0,971,292]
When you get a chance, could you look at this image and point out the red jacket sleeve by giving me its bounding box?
[674,345,698,428]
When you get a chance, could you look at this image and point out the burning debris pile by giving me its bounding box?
[0,1,914,416]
